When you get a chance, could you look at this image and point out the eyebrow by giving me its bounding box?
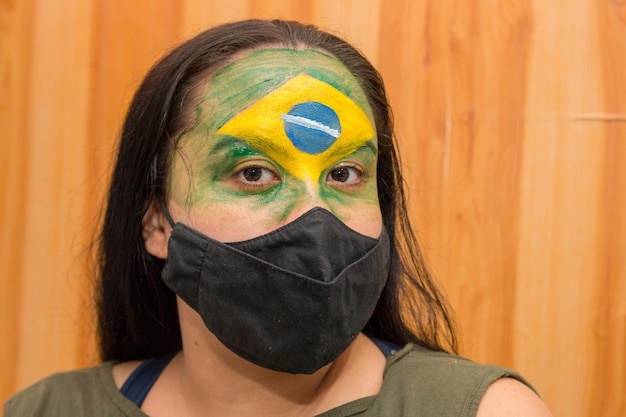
[208,136,264,156]
[209,134,376,164]
[325,139,377,160]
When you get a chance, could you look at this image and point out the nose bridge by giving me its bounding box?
[285,180,330,223]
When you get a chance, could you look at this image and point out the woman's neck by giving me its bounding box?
[136,301,386,417]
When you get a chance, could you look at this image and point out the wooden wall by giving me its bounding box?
[1,1,624,415]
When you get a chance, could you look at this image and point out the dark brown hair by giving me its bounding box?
[97,19,457,361]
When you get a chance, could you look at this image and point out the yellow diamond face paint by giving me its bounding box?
[217,73,375,181]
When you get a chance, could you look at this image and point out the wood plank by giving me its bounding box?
[0,0,36,401]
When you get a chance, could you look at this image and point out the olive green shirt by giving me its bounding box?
[4,344,533,416]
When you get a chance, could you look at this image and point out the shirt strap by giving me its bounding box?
[120,354,176,407]
[368,336,403,357]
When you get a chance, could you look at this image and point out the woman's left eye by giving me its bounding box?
[327,166,362,185]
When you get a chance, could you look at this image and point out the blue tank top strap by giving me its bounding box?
[368,336,403,357]
[120,353,176,407]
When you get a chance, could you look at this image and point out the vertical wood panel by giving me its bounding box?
[379,0,533,366]
[0,0,35,399]
[515,2,612,413]
[591,3,626,415]
[441,0,531,368]
[1,2,625,415]
[89,0,186,169]
[13,0,96,389]
[0,0,98,395]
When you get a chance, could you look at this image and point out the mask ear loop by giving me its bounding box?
[158,198,176,229]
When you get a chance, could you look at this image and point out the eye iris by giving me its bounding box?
[331,168,350,182]
[243,167,263,181]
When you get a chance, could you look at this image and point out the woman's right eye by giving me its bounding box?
[233,165,280,191]
[240,167,269,182]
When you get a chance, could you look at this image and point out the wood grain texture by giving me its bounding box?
[0,0,35,399]
[1,1,624,415]
[1,0,98,394]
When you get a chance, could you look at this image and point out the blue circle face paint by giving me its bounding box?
[281,101,342,154]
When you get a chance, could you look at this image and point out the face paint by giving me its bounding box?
[160,49,389,372]
[217,72,375,181]
[170,48,381,236]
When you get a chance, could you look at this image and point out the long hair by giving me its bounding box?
[97,19,457,361]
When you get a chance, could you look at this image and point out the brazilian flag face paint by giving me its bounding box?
[217,72,375,181]
[169,48,381,232]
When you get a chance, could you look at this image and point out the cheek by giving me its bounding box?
[167,201,274,242]
[339,213,383,239]
[328,200,383,238]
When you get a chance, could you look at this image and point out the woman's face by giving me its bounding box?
[167,48,382,242]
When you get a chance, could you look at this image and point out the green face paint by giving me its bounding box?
[169,48,380,224]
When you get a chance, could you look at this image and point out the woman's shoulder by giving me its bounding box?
[385,343,529,380]
[369,343,547,416]
[3,362,146,417]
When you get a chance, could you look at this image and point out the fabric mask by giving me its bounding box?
[161,206,390,374]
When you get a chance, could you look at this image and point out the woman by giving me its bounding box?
[4,19,552,416]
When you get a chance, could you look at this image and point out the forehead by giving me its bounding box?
[180,49,377,180]
[199,48,375,133]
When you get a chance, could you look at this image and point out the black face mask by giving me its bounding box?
[161,207,390,374]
